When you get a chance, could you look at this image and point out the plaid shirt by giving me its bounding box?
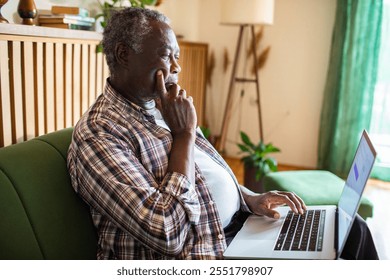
[67,81,249,259]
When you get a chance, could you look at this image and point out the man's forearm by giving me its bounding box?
[167,131,196,186]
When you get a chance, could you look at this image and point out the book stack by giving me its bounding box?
[38,6,95,31]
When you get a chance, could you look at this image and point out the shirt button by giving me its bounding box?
[218,234,223,240]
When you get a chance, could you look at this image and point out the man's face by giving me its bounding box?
[125,21,181,101]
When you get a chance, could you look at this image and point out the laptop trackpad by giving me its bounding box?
[238,214,286,240]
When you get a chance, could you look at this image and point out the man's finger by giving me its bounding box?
[259,207,280,219]
[155,70,166,97]
[281,191,306,214]
[178,89,186,98]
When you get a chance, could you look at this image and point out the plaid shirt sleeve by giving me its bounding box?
[69,133,201,256]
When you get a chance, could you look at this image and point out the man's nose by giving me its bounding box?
[171,58,181,74]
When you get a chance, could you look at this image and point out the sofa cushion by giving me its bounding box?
[0,128,97,259]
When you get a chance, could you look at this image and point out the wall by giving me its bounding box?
[2,0,336,169]
[197,0,336,168]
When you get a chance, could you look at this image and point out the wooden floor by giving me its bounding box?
[224,156,390,259]
[224,157,309,185]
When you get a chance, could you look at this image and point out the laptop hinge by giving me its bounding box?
[334,208,339,258]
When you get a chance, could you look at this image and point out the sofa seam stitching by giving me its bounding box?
[0,167,46,259]
[34,139,67,161]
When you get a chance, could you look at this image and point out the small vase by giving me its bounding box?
[0,0,9,23]
[17,0,37,25]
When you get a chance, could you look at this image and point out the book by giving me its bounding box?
[39,23,94,31]
[51,6,89,17]
[38,14,95,26]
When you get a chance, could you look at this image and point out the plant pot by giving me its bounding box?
[244,166,265,193]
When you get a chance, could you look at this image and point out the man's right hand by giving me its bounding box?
[155,70,197,186]
[155,70,197,137]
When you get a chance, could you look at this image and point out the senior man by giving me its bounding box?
[67,7,377,260]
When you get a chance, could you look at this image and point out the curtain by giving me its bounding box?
[370,1,390,181]
[317,0,383,178]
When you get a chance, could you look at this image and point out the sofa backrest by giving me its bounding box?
[0,128,97,259]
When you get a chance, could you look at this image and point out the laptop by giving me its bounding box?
[224,130,377,259]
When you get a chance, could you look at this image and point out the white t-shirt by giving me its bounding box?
[147,107,241,228]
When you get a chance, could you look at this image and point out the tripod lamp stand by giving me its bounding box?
[217,0,274,152]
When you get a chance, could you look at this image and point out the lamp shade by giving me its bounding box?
[220,0,274,25]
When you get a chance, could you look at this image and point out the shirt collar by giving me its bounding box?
[103,79,156,123]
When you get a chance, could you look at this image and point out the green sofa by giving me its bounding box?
[1,128,374,259]
[0,128,97,260]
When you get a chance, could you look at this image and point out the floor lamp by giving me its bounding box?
[217,0,274,152]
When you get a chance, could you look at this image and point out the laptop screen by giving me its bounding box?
[337,130,377,256]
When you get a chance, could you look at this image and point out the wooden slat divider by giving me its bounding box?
[95,51,103,99]
[35,42,45,136]
[55,42,65,130]
[0,41,12,146]
[64,43,73,128]
[45,42,55,133]
[23,41,36,140]
[0,25,207,148]
[89,45,97,105]
[72,43,81,123]
[11,41,24,143]
[81,44,89,114]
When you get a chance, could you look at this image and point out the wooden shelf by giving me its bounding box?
[0,23,102,41]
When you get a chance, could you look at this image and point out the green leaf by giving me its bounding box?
[238,130,280,177]
[94,13,105,20]
[237,143,250,153]
[264,143,281,153]
[240,131,254,148]
[255,167,265,181]
[199,126,210,139]
[265,158,278,172]
[96,44,103,53]
[130,0,142,7]
[141,0,157,5]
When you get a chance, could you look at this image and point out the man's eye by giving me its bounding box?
[161,55,170,61]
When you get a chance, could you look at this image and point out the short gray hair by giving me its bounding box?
[102,7,169,74]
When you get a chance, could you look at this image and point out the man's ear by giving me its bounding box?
[115,43,132,69]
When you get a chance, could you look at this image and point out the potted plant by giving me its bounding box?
[237,131,280,193]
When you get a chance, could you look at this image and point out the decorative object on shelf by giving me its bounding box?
[37,6,94,30]
[17,0,37,25]
[0,0,9,23]
[51,6,90,17]
[38,14,95,31]
[217,0,274,152]
[237,131,280,193]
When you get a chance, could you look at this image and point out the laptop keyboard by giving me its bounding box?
[274,209,326,252]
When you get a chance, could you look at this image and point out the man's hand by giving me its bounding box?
[155,70,197,136]
[243,190,307,219]
[155,70,197,186]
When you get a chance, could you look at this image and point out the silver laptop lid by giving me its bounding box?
[337,130,377,257]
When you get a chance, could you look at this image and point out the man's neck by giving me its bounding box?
[108,77,155,110]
